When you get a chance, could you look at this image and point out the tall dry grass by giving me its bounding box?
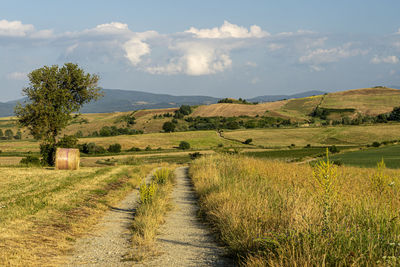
[189,154,400,266]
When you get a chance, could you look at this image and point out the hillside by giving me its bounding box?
[1,87,400,137]
[192,87,400,121]
[0,88,326,117]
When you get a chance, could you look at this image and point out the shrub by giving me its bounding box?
[20,155,41,166]
[40,143,56,166]
[78,143,106,154]
[107,143,122,153]
[162,121,176,132]
[5,129,13,140]
[305,144,311,148]
[243,138,253,144]
[328,145,340,154]
[178,141,190,150]
[57,135,78,148]
[189,152,202,160]
[145,146,152,151]
[127,146,141,152]
[372,141,381,147]
[178,105,192,115]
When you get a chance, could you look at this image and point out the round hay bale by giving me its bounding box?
[55,148,80,170]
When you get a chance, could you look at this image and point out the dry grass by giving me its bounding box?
[190,154,400,266]
[129,167,176,261]
[321,87,400,116]
[190,101,288,118]
[0,164,156,266]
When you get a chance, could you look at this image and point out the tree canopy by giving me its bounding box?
[15,63,101,165]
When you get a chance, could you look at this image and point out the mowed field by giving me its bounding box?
[0,164,158,265]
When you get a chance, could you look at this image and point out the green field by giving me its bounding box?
[243,147,326,161]
[330,144,400,168]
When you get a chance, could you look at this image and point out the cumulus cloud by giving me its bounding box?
[0,20,34,37]
[186,20,269,39]
[370,55,399,64]
[123,38,151,66]
[299,43,368,66]
[6,72,27,80]
[0,19,54,39]
[147,42,232,75]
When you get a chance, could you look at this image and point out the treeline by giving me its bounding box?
[75,126,143,138]
[310,106,400,125]
[218,98,258,105]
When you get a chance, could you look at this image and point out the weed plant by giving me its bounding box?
[190,154,400,266]
[131,167,175,261]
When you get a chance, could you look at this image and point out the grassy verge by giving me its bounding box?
[129,167,176,261]
[0,164,156,266]
[189,154,400,266]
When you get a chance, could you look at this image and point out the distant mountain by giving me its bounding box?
[248,90,326,103]
[0,88,327,117]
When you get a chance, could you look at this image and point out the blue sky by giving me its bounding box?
[1,0,400,101]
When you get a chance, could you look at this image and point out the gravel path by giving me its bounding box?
[136,167,234,267]
[65,172,154,266]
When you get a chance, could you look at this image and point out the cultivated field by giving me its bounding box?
[223,123,400,147]
[190,154,400,266]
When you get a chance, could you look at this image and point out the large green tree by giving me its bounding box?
[15,63,102,165]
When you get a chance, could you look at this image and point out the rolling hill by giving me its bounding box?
[0,89,326,117]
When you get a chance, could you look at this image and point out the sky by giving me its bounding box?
[1,0,400,101]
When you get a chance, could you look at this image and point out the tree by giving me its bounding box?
[0,129,3,137]
[5,129,13,140]
[163,121,176,132]
[15,63,101,166]
[108,143,122,153]
[389,107,400,121]
[178,141,190,150]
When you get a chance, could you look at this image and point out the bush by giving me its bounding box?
[178,141,190,150]
[243,138,253,144]
[145,146,152,151]
[372,141,381,147]
[40,143,56,166]
[57,135,78,148]
[107,143,122,153]
[20,155,41,166]
[163,121,176,132]
[78,143,106,154]
[127,146,141,152]
[328,145,340,154]
[189,152,202,160]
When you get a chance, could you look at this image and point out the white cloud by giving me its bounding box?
[147,42,232,75]
[186,20,269,39]
[0,20,34,37]
[299,43,368,65]
[6,72,27,80]
[0,19,54,39]
[370,55,399,64]
[123,38,151,66]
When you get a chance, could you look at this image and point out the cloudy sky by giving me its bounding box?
[1,0,400,101]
